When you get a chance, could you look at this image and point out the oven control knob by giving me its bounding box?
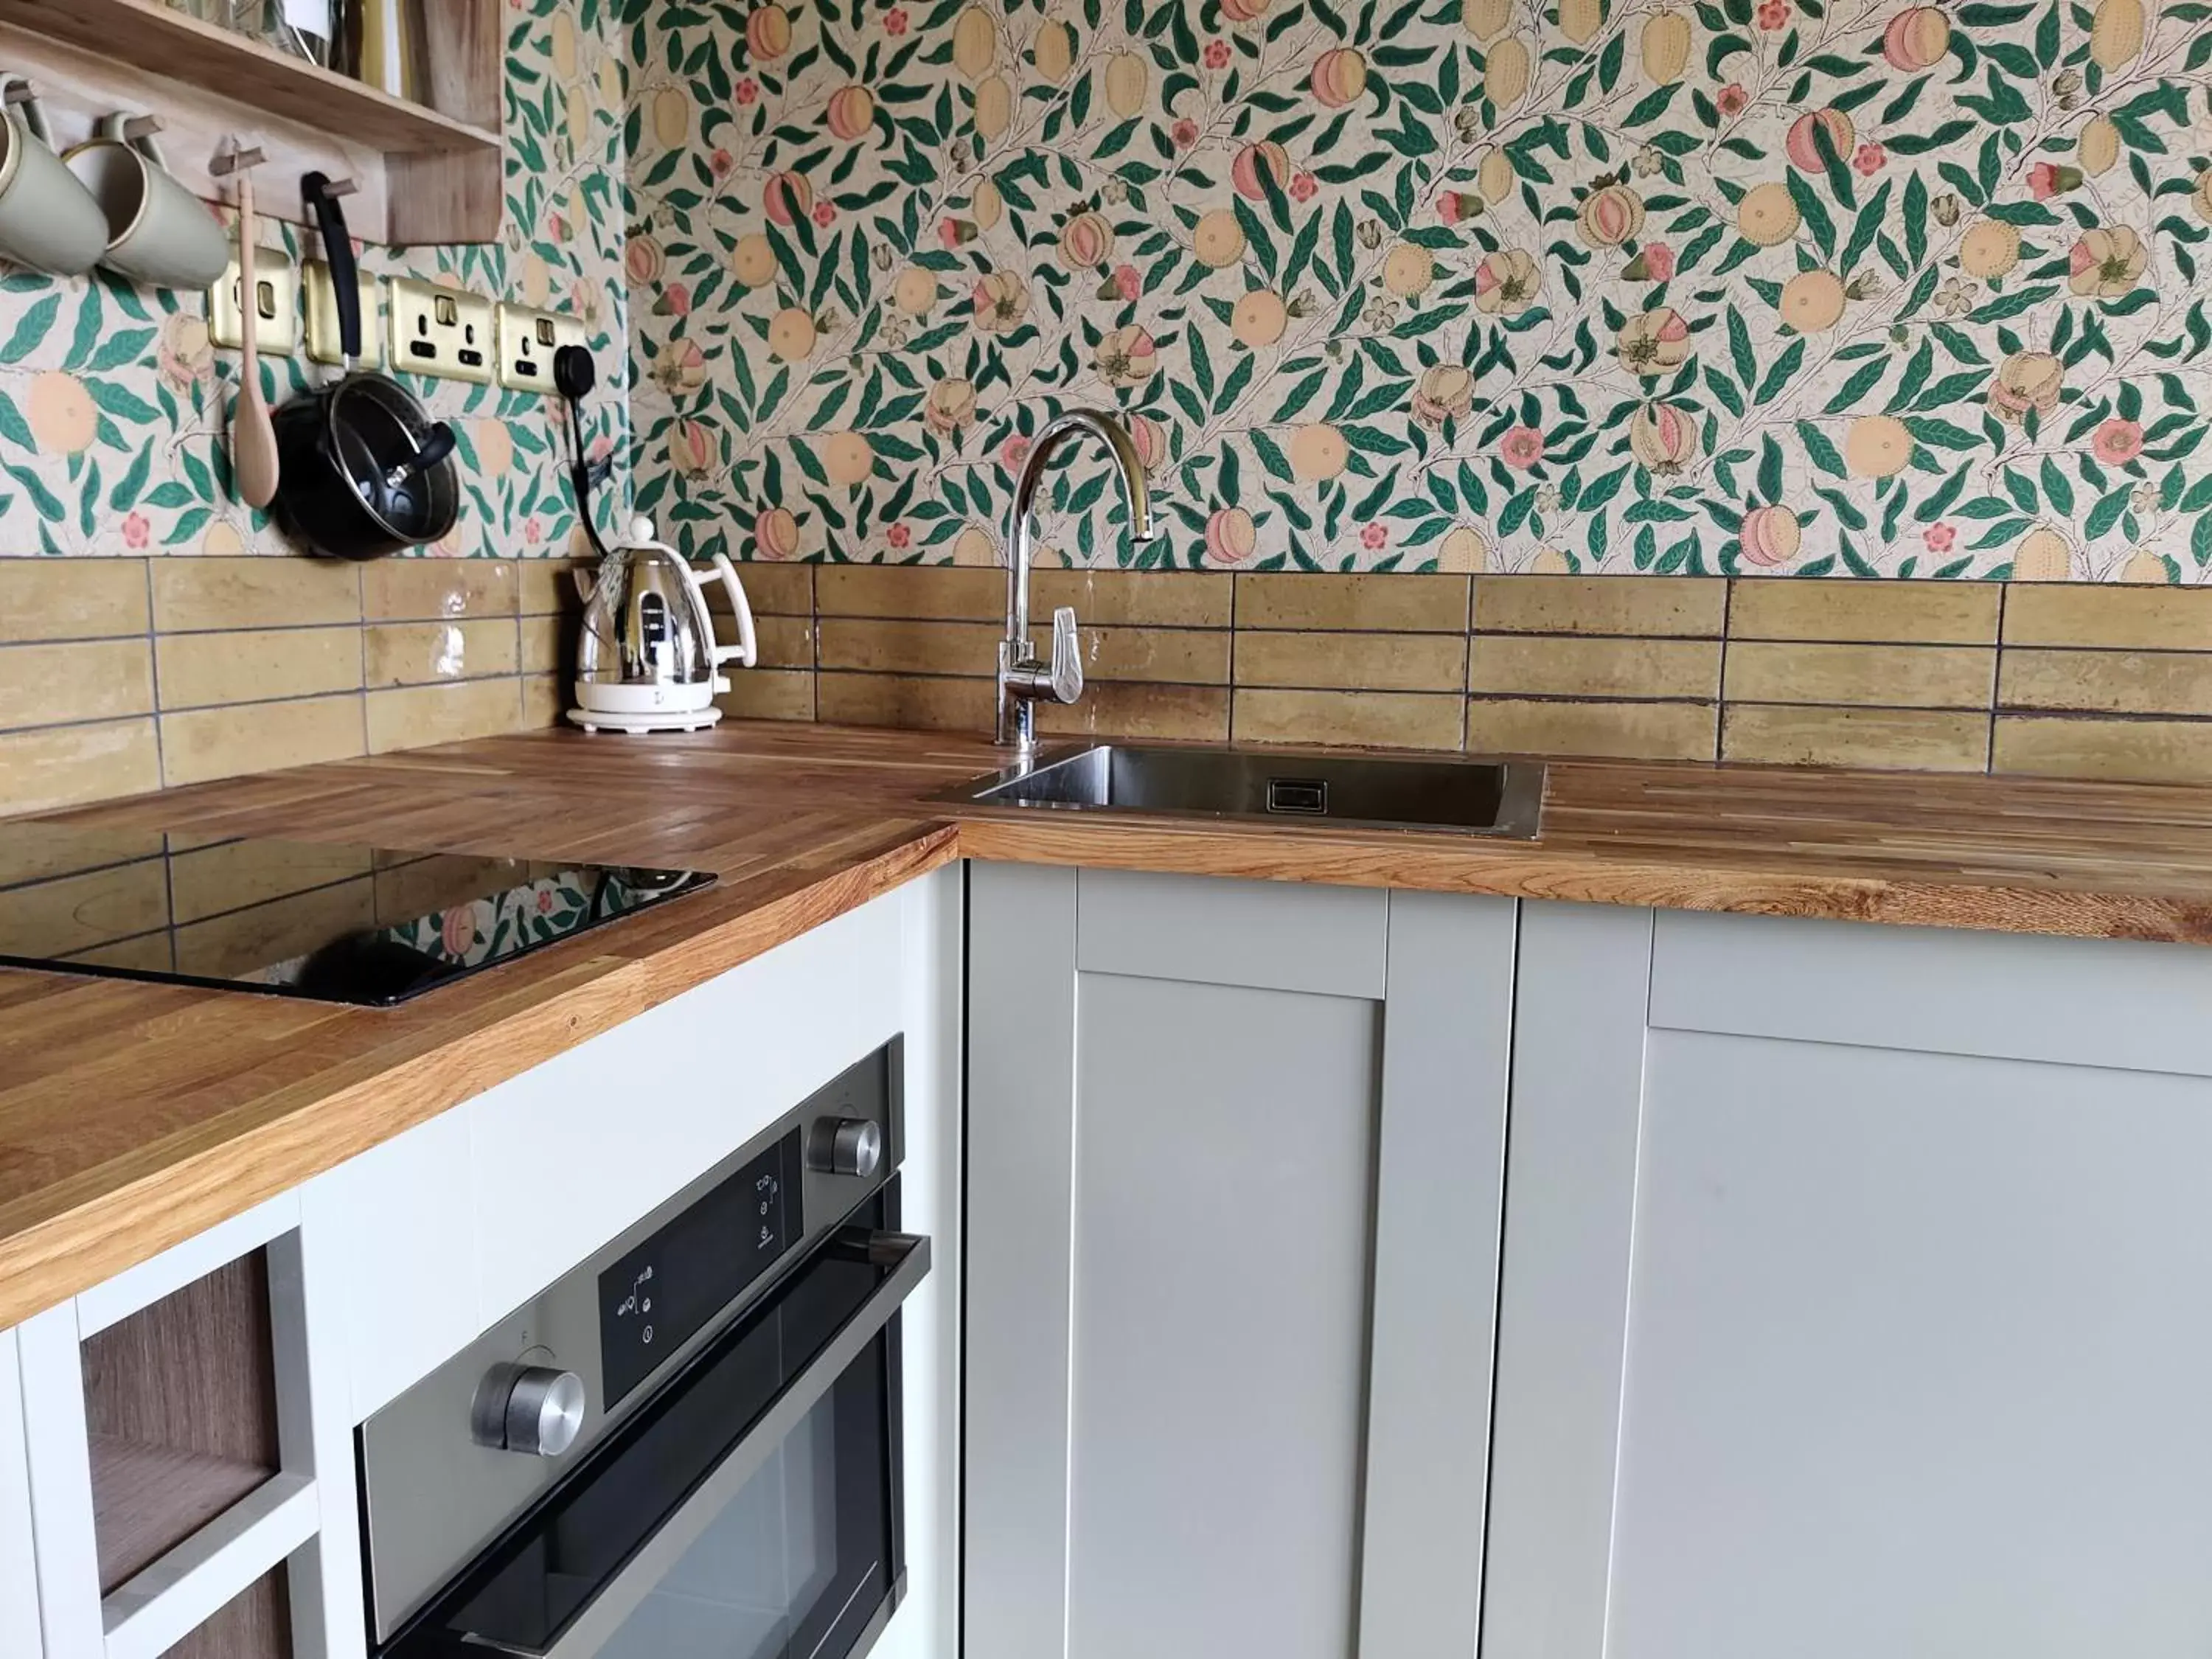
[813,1116,883,1179]
[473,1363,587,1458]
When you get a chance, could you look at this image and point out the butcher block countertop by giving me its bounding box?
[10,718,2212,1326]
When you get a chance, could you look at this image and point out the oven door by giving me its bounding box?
[383,1216,928,1659]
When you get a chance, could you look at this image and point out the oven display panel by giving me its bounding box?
[597,1129,804,1408]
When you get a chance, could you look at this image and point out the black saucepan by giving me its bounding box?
[272,171,458,560]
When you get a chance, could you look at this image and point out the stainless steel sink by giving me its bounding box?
[939,744,1545,838]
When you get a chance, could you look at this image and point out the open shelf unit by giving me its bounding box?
[0,0,503,243]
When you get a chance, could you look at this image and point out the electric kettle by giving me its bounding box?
[567,516,758,734]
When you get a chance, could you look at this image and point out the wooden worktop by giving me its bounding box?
[10,720,2212,1327]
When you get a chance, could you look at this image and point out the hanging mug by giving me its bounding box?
[0,77,108,276]
[63,113,230,289]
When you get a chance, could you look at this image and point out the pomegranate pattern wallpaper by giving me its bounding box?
[624,0,2212,578]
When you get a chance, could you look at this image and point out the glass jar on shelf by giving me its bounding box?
[226,0,335,68]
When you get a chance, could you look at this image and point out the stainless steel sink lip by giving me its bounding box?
[930,742,1547,841]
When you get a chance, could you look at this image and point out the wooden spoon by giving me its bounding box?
[231,170,279,510]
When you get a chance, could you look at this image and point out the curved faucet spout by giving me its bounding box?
[998,410,1159,753]
[1006,409,1157,648]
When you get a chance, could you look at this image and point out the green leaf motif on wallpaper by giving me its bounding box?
[623,0,2212,579]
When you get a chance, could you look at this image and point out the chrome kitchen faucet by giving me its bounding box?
[997,411,1157,755]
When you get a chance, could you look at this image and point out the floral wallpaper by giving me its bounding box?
[0,0,628,563]
[625,0,2212,579]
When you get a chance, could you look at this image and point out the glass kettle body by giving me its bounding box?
[569,517,759,734]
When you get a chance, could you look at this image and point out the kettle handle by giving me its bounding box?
[701,551,759,670]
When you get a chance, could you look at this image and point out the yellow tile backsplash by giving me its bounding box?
[21,552,2212,815]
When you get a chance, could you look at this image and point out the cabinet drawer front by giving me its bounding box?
[470,886,908,1326]
[1076,869,1387,998]
[1651,908,2212,1078]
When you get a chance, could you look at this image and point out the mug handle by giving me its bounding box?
[97,111,164,170]
[0,77,52,147]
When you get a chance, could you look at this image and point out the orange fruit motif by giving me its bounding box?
[1232,289,1289,347]
[1780,269,1846,331]
[1289,423,1350,479]
[1193,209,1248,267]
[1844,414,1913,476]
[821,431,875,486]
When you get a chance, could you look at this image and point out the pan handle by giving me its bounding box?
[302,171,360,369]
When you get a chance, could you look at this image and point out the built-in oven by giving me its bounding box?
[358,1039,925,1659]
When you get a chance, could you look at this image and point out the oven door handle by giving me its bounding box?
[534,1231,931,1659]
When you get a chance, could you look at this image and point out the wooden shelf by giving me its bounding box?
[0,0,503,243]
[88,1436,275,1592]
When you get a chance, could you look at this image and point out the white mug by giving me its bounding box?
[63,112,229,289]
[0,77,108,276]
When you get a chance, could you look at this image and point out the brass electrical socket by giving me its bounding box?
[304,260,384,368]
[387,276,495,386]
[493,302,586,395]
[207,244,298,355]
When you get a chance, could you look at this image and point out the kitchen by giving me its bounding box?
[4,0,2212,1655]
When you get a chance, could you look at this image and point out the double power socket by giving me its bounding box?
[209,243,585,394]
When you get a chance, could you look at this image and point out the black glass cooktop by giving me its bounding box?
[0,824,716,1007]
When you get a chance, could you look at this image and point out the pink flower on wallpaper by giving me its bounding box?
[1500,425,1545,469]
[121,511,149,549]
[1922,522,1956,553]
[663,282,693,316]
[442,908,478,956]
[735,77,759,104]
[1113,263,1141,302]
[1852,143,1886,175]
[709,147,735,180]
[1291,172,1318,201]
[1001,435,1032,470]
[1755,0,1789,29]
[2094,418,2146,464]
[1360,522,1388,550]
[1717,82,1749,114]
[939,218,962,248]
[1203,38,1231,68]
[524,515,544,543]
[886,522,911,547]
[885,6,908,32]
[813,201,837,226]
[1172,118,1199,148]
[538,888,556,914]
[1641,241,1676,279]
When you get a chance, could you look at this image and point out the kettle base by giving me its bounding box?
[565,706,726,736]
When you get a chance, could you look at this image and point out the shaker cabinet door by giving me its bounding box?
[965,866,1514,1659]
[0,1326,39,1659]
[1486,902,2212,1659]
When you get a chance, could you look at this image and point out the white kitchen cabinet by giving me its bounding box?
[1,1325,40,1658]
[965,866,1514,1659]
[1485,902,2212,1659]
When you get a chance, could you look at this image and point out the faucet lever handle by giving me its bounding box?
[1048,606,1083,704]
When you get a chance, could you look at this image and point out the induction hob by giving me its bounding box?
[0,823,716,1006]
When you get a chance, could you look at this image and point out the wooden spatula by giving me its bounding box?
[231,170,279,510]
